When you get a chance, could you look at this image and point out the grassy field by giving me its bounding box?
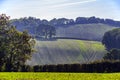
[27,39,106,65]
[56,23,117,41]
[0,72,120,80]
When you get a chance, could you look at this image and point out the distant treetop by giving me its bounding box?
[11,16,120,27]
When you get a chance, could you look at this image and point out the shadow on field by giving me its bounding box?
[35,38,58,41]
[35,37,98,41]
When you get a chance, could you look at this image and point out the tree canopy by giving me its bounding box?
[102,28,120,60]
[36,24,56,39]
[102,28,120,50]
[0,14,35,71]
[103,49,120,60]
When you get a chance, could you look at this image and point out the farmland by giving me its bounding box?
[27,39,106,65]
[0,72,120,80]
[55,23,116,41]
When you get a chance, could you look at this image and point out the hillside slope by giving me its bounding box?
[27,39,106,65]
[11,18,117,41]
[56,23,117,41]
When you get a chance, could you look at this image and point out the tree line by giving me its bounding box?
[11,16,120,27]
[11,16,120,40]
[1,60,120,72]
[32,61,120,72]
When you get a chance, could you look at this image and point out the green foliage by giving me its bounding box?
[36,24,56,39]
[11,17,56,39]
[103,49,120,60]
[31,61,120,72]
[102,28,120,50]
[0,14,35,71]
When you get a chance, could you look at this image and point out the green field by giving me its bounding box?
[27,39,106,65]
[0,72,120,80]
[56,23,117,40]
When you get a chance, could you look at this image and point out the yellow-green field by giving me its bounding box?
[0,72,120,80]
[28,39,106,65]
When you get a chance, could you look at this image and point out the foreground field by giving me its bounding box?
[27,39,106,65]
[0,72,120,80]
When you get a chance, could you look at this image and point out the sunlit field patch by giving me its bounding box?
[0,72,120,80]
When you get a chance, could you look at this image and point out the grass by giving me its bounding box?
[27,39,106,65]
[0,72,120,80]
[56,23,117,41]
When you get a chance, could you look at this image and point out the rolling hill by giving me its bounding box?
[27,39,106,65]
[11,17,118,41]
[14,23,117,41]
[56,23,117,41]
[12,17,117,65]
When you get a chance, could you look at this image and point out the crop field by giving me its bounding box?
[0,72,120,80]
[27,39,106,65]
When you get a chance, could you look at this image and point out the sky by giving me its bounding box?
[0,0,120,20]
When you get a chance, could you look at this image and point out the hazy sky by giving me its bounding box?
[0,0,120,20]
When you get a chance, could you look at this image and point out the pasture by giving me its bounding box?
[27,39,106,65]
[0,72,120,80]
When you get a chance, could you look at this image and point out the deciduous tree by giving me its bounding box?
[0,14,35,71]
